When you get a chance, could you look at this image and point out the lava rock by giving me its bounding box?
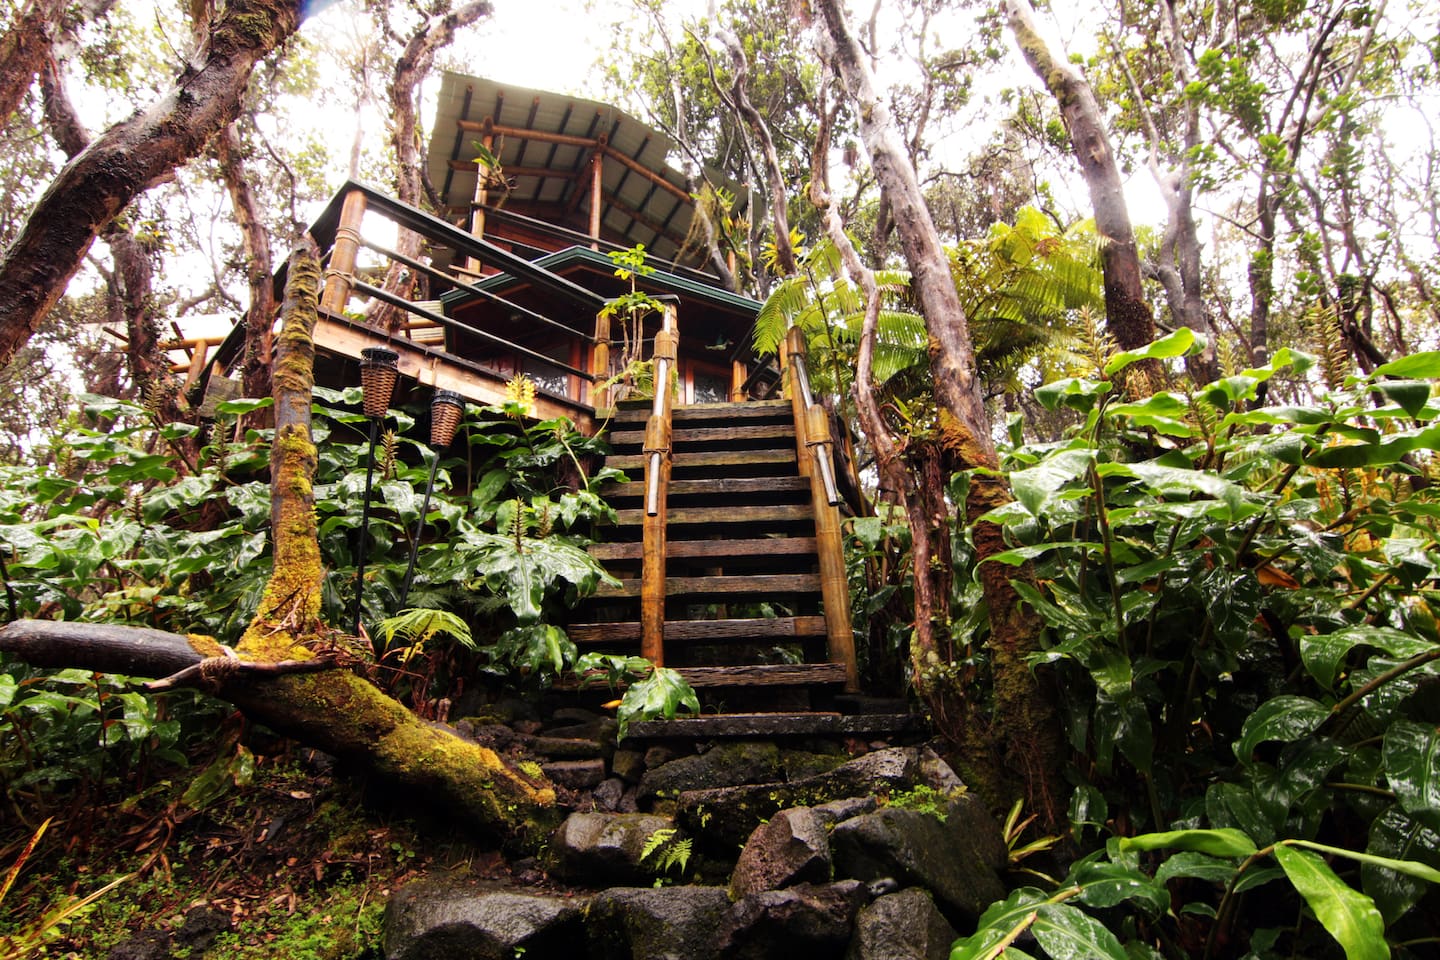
[845,889,957,960]
[830,808,1005,926]
[382,881,587,960]
[677,747,921,848]
[916,746,965,792]
[811,795,879,827]
[593,777,625,811]
[542,758,607,790]
[585,885,732,960]
[640,741,782,802]
[525,735,610,760]
[730,806,832,898]
[549,812,677,885]
[611,748,646,783]
[780,749,848,781]
[719,880,869,959]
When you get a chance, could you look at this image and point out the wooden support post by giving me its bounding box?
[640,304,678,666]
[730,360,747,402]
[785,327,811,478]
[589,146,604,249]
[320,189,367,315]
[466,121,494,274]
[590,309,611,409]
[804,404,857,691]
[182,339,210,391]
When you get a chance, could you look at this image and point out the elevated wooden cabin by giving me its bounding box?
[185,72,857,705]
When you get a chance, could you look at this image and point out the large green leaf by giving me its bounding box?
[1235,696,1328,763]
[1273,844,1388,960]
[1011,449,1093,516]
[1030,902,1128,960]
[1072,860,1169,914]
[1300,628,1435,689]
[616,667,699,740]
[950,888,1049,960]
[1373,350,1440,380]
[1118,828,1258,858]
[1363,805,1440,925]
[1155,851,1240,885]
[1104,328,1204,376]
[1383,721,1440,833]
[1034,377,1111,412]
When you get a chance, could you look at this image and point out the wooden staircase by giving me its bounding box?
[568,398,855,699]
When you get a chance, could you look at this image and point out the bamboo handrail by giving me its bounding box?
[784,327,857,692]
[639,303,679,665]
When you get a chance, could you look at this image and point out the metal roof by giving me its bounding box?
[426,71,723,265]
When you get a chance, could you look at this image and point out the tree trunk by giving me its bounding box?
[0,0,65,126]
[0,242,559,842]
[0,0,305,368]
[1006,0,1157,367]
[813,0,1066,828]
[370,0,492,332]
[214,124,275,401]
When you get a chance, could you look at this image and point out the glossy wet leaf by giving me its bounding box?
[949,887,1048,960]
[1273,844,1388,960]
[1374,350,1440,379]
[1104,327,1203,375]
[1300,627,1434,689]
[1073,860,1169,914]
[1155,851,1239,885]
[1030,902,1129,960]
[616,667,699,740]
[1118,828,1257,858]
[1235,696,1328,763]
[1362,805,1440,924]
[1383,720,1440,833]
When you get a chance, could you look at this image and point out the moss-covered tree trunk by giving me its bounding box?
[0,242,558,842]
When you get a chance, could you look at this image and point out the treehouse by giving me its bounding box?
[185,72,862,712]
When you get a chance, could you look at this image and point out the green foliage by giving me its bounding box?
[574,654,701,740]
[964,350,1440,956]
[639,826,693,881]
[0,818,129,960]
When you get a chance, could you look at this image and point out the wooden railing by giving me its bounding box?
[639,303,679,665]
[784,327,859,692]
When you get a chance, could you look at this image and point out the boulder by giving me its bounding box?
[719,881,869,959]
[585,885,732,960]
[845,889,957,960]
[780,748,847,781]
[593,777,625,811]
[677,747,921,848]
[611,748,646,783]
[945,793,1009,872]
[542,758,607,790]
[639,741,782,802]
[830,808,1005,926]
[916,746,965,792]
[549,812,676,885]
[811,795,878,827]
[730,806,832,898]
[382,881,587,960]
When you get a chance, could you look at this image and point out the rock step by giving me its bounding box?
[626,712,927,738]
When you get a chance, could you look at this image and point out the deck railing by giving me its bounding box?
[639,303,678,665]
[784,327,859,692]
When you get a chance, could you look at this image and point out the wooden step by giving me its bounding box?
[567,615,828,644]
[608,423,795,447]
[595,573,821,598]
[606,449,796,472]
[612,504,812,526]
[605,400,792,423]
[558,662,848,691]
[601,476,811,499]
[588,537,818,561]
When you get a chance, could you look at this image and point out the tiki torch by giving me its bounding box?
[398,390,466,608]
[352,346,399,636]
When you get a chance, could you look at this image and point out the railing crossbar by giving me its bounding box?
[346,279,595,382]
[356,238,594,344]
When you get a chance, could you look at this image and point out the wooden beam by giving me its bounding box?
[601,144,690,203]
[448,160,579,182]
[311,314,591,431]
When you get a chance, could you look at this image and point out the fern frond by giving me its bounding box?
[376,608,475,651]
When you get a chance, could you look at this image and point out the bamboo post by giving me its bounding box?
[589,145,604,249]
[321,188,367,315]
[785,327,812,478]
[730,360,747,402]
[640,303,678,665]
[590,309,611,409]
[805,400,858,692]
